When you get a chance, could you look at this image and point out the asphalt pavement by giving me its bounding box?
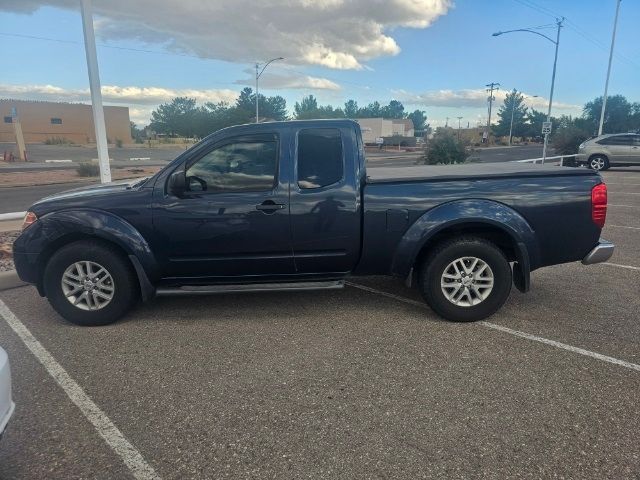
[0,168,639,478]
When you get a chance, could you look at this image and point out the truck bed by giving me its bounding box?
[366,162,597,184]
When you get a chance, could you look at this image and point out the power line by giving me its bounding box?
[509,0,639,70]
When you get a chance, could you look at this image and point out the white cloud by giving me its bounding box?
[1,0,452,70]
[394,88,581,111]
[235,72,340,91]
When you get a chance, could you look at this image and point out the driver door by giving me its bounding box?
[152,133,294,280]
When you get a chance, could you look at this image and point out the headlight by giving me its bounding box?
[22,211,38,230]
[578,143,586,149]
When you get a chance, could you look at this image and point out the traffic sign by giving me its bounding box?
[375,137,384,145]
[542,121,552,135]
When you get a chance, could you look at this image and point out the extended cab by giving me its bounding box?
[13,120,613,325]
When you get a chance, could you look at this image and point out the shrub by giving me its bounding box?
[76,162,100,177]
[423,130,469,165]
[44,137,73,145]
[552,125,590,155]
[115,138,123,148]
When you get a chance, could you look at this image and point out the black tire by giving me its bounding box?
[43,240,138,326]
[588,155,610,171]
[418,237,512,322]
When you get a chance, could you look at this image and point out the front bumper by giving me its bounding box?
[582,240,615,265]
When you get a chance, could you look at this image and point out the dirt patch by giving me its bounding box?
[0,230,20,272]
[0,166,162,188]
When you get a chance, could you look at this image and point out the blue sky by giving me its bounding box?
[1,0,638,127]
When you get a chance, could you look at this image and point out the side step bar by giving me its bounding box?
[156,280,345,296]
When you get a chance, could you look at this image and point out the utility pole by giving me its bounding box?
[486,82,500,143]
[542,18,563,164]
[445,117,449,128]
[80,0,111,183]
[457,116,463,140]
[598,0,622,136]
[10,107,27,161]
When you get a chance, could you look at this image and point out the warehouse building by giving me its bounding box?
[356,118,415,145]
[0,99,131,144]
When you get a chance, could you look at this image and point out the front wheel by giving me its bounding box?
[43,240,138,326]
[419,237,512,322]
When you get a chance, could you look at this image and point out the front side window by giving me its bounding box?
[186,140,277,193]
[297,128,343,189]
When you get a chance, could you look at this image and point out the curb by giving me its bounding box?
[0,270,27,291]
[0,212,26,221]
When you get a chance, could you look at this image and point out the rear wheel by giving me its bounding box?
[44,240,138,326]
[588,155,609,171]
[419,237,512,322]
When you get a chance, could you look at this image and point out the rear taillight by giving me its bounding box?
[22,211,38,231]
[591,183,607,228]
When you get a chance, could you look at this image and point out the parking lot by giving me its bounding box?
[0,167,639,479]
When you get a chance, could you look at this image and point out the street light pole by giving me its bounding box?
[457,116,463,140]
[598,0,622,136]
[493,18,563,163]
[255,57,284,123]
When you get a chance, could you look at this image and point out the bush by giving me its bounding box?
[552,125,590,155]
[44,137,73,145]
[76,162,100,177]
[423,130,469,165]
[115,138,123,148]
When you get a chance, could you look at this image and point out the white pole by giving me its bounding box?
[80,0,111,183]
[598,0,622,136]
[255,63,259,123]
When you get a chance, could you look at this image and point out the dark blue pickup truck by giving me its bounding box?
[14,119,613,326]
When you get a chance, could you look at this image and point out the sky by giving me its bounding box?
[0,0,638,127]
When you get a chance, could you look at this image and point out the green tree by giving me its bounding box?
[381,100,405,119]
[344,99,359,118]
[423,129,469,165]
[551,124,590,156]
[149,97,198,136]
[294,95,319,119]
[407,110,427,136]
[583,94,635,134]
[524,108,547,139]
[493,89,528,139]
[358,101,382,118]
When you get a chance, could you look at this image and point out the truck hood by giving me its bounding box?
[32,178,148,207]
[366,162,597,183]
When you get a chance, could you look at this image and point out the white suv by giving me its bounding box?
[0,347,14,440]
[576,133,640,171]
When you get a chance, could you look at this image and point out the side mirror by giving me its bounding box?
[168,170,186,196]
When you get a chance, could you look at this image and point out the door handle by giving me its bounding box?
[256,200,286,213]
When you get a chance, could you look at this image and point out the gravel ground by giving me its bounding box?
[0,230,19,271]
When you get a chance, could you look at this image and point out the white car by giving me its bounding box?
[0,347,14,440]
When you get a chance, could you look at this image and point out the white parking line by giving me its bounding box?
[0,300,160,480]
[608,225,640,230]
[604,183,640,186]
[611,192,640,195]
[609,204,637,208]
[603,262,640,271]
[345,282,640,372]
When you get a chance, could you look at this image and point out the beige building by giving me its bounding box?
[356,118,415,144]
[0,99,131,144]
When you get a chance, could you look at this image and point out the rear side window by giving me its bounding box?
[598,135,633,146]
[297,128,343,189]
